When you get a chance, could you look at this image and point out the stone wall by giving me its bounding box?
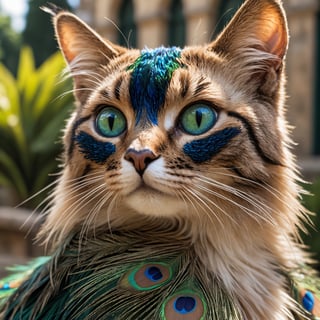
[285,0,319,155]
[0,207,43,277]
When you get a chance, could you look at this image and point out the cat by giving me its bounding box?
[1,0,319,319]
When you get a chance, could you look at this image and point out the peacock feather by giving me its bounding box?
[1,228,242,319]
[2,229,320,319]
[127,46,182,125]
[289,265,320,319]
[0,257,50,306]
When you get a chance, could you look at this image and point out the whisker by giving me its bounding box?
[79,188,112,247]
[195,182,273,225]
[193,187,239,226]
[183,186,223,227]
[196,172,297,226]
[103,17,130,49]
[178,188,206,226]
[202,168,299,213]
[54,87,96,101]
[196,175,274,211]
[59,182,106,219]
[16,179,59,209]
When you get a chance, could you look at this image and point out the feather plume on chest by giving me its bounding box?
[1,0,320,319]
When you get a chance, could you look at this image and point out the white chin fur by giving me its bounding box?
[120,158,186,217]
[124,188,186,217]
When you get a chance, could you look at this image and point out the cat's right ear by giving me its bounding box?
[208,0,288,98]
[44,7,127,105]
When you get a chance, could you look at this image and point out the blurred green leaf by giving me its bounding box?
[0,46,73,208]
[0,150,27,199]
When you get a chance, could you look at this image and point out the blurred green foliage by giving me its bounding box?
[0,14,21,75]
[302,179,320,267]
[0,47,73,208]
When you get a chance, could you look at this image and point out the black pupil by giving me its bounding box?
[108,114,115,131]
[195,110,202,127]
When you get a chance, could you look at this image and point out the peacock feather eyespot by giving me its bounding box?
[120,263,172,291]
[144,266,163,281]
[179,103,218,136]
[161,291,206,320]
[302,290,315,312]
[174,296,196,313]
[95,105,126,138]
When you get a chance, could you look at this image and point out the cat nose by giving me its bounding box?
[124,149,159,176]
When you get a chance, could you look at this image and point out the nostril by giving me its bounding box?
[126,155,135,165]
[144,156,154,166]
[124,149,158,175]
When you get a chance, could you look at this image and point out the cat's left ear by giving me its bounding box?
[210,0,288,95]
[44,6,127,105]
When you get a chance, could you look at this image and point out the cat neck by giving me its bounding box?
[42,181,303,319]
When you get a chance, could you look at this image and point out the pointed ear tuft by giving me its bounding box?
[50,11,127,104]
[211,0,288,60]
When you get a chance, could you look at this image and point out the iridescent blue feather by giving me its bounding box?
[128,47,181,125]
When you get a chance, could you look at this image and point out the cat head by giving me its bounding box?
[40,0,304,246]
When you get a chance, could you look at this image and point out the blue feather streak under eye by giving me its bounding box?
[183,127,241,163]
[75,131,116,164]
[129,47,181,125]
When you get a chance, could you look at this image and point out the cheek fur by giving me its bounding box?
[183,127,241,163]
[75,131,116,164]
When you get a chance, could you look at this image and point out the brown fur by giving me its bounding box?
[39,0,310,318]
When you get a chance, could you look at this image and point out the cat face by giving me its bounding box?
[66,46,246,218]
[44,0,298,241]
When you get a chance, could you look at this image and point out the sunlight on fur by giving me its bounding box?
[1,1,319,319]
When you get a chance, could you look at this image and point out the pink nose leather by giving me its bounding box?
[124,149,158,176]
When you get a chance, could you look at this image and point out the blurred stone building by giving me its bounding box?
[77,0,320,175]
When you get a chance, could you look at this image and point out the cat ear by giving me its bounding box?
[210,0,288,95]
[52,10,127,104]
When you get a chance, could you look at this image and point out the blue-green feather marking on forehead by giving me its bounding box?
[128,47,181,125]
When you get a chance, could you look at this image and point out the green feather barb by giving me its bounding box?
[0,229,241,319]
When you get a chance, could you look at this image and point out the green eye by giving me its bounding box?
[180,103,218,135]
[96,106,126,137]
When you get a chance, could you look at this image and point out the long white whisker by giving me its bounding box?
[17,179,60,208]
[193,187,239,225]
[61,182,106,219]
[196,175,277,221]
[200,169,298,214]
[79,188,112,247]
[54,87,95,101]
[178,188,206,226]
[195,182,273,225]
[183,186,223,227]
